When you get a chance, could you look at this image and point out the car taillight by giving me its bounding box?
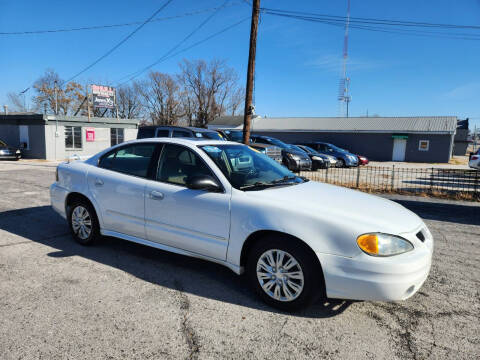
[472,155,479,160]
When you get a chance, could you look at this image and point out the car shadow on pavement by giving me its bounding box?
[0,205,351,318]
[392,199,480,225]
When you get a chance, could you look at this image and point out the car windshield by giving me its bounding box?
[200,144,305,191]
[224,130,243,142]
[257,137,288,149]
[0,140,7,147]
[198,131,224,141]
[328,144,348,153]
[289,145,306,153]
[299,145,316,154]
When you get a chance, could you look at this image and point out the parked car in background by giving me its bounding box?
[249,143,283,163]
[301,142,358,168]
[0,139,22,160]
[469,150,479,169]
[250,135,312,172]
[217,129,243,142]
[51,138,433,311]
[295,144,337,169]
[288,145,326,170]
[137,126,225,141]
[357,155,369,165]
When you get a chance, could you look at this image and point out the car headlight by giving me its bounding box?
[357,233,413,256]
[312,156,323,161]
[16,150,21,154]
[287,153,301,160]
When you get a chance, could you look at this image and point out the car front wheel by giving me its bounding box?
[247,235,321,311]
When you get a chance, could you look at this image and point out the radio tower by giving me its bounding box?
[337,0,351,117]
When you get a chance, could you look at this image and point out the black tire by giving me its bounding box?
[246,234,323,311]
[67,198,100,245]
[336,159,345,168]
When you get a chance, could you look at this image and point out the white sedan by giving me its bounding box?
[50,138,433,311]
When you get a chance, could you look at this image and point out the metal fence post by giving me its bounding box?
[391,165,395,191]
[430,167,434,192]
[356,165,360,188]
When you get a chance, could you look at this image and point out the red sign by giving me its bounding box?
[86,128,95,142]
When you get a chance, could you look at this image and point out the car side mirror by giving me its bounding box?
[186,175,222,192]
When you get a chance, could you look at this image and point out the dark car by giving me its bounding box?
[301,142,358,168]
[0,139,21,160]
[137,126,225,141]
[250,135,312,172]
[217,129,243,142]
[294,144,336,169]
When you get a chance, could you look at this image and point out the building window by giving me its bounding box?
[418,140,429,151]
[65,126,82,149]
[111,128,125,146]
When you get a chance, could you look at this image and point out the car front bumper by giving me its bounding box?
[50,183,68,219]
[317,227,433,301]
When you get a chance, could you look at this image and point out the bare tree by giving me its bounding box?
[7,92,28,112]
[33,69,84,115]
[116,83,143,119]
[178,59,241,127]
[228,86,245,116]
[136,72,183,125]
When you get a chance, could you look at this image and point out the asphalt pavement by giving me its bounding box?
[0,161,479,359]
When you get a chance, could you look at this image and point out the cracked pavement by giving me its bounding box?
[0,161,479,359]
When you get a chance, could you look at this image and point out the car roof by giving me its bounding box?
[138,125,216,133]
[129,137,240,147]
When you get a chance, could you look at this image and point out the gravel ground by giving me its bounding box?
[0,161,479,359]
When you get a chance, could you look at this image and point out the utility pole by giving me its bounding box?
[242,0,260,145]
[54,80,58,115]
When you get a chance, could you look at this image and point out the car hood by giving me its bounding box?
[248,181,422,235]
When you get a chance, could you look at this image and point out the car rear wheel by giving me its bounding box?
[68,199,99,245]
[247,235,321,311]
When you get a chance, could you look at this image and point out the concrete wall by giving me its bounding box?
[45,125,138,160]
[252,131,453,163]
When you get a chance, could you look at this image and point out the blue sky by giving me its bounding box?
[1,0,479,129]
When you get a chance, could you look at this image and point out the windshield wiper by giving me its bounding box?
[240,178,299,191]
[271,175,297,184]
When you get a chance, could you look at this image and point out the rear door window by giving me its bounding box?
[137,128,156,139]
[99,143,157,178]
[172,130,191,138]
[156,129,170,137]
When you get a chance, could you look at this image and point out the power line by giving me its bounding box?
[117,16,250,86]
[116,1,239,86]
[64,0,174,83]
[261,7,480,30]
[263,11,480,40]
[0,3,242,35]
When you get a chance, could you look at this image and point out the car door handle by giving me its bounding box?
[94,178,104,186]
[149,190,164,200]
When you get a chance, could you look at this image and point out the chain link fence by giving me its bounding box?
[300,166,480,200]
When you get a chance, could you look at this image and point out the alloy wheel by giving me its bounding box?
[71,205,92,240]
[256,249,304,302]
